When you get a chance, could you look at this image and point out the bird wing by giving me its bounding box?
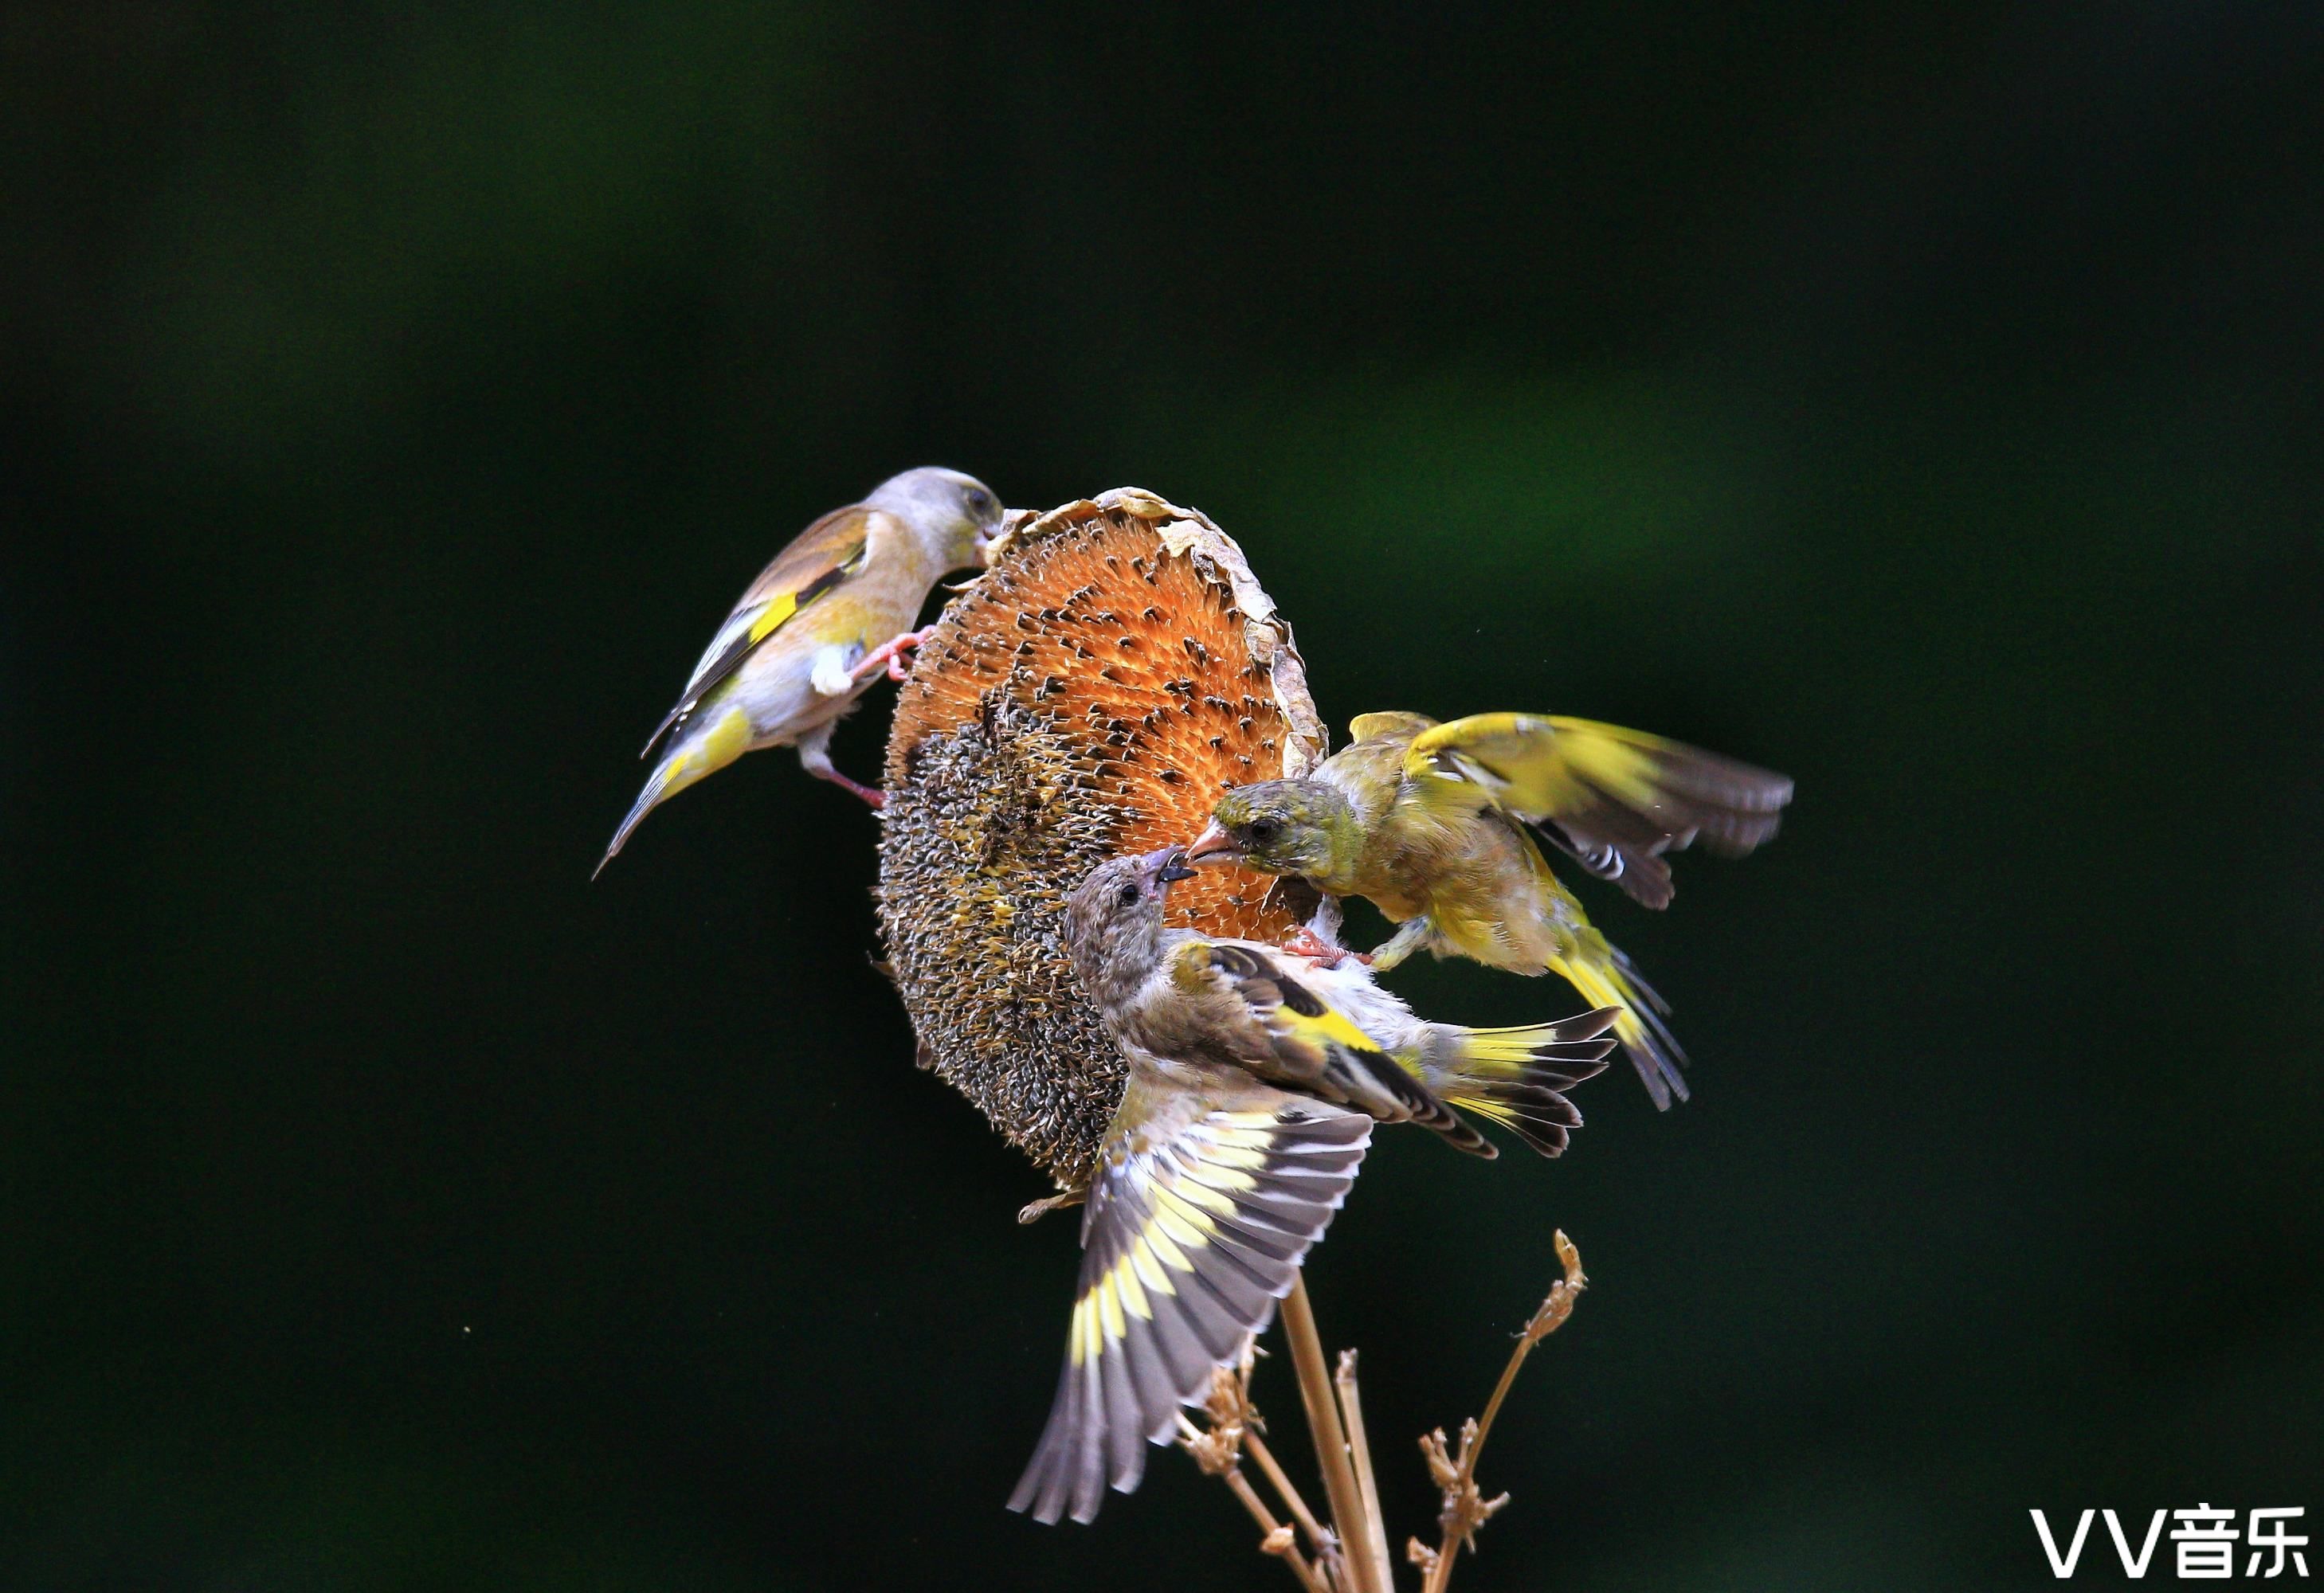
[1183,941,1491,1156]
[638,505,880,757]
[1346,710,1440,745]
[1404,712,1794,908]
[1009,1072,1371,1524]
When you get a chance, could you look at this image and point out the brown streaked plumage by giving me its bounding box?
[1013,846,1606,1525]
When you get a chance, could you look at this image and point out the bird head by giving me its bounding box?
[1186,781,1358,882]
[868,466,1009,572]
[1063,847,1195,1002]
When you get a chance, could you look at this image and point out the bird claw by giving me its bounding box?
[1018,1188,1088,1224]
[1280,926,1367,968]
[811,765,888,808]
[851,626,933,686]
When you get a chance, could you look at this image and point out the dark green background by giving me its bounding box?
[8,5,2319,1588]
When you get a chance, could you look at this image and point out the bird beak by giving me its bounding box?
[1138,845,1198,890]
[971,510,1033,569]
[1184,820,1242,867]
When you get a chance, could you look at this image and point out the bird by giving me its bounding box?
[595,467,1005,875]
[1009,846,1611,1525]
[1186,710,1793,1109]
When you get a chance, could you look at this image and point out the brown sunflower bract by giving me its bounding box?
[876,490,1329,1188]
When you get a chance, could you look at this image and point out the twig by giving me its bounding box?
[1015,1188,1084,1224]
[1283,1274,1385,1593]
[1409,1230,1589,1593]
[1244,1422,1335,1567]
[1178,1380,1331,1593]
[1335,1350,1396,1593]
[1226,1343,1338,1575]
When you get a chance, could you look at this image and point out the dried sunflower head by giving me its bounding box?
[875,490,1328,1187]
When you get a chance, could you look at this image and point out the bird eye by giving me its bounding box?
[967,489,993,515]
[1116,883,1142,908]
[1248,816,1283,843]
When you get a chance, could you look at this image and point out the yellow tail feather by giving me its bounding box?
[595,703,754,877]
[1547,936,1687,1110]
[1455,1023,1576,1071]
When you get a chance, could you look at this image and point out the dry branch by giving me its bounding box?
[1283,1275,1385,1593]
[1337,1351,1397,1593]
[1178,1346,1334,1592]
[1410,1231,1589,1593]
[1177,1238,1587,1591]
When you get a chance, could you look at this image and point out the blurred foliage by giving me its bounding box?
[4,3,2320,1589]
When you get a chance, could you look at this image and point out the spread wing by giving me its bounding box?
[639,505,877,757]
[1189,941,1491,1156]
[1009,1072,1371,1525]
[1405,712,1793,908]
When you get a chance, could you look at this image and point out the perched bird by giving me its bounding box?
[1187,711,1793,1108]
[595,467,1004,875]
[1009,847,1610,1525]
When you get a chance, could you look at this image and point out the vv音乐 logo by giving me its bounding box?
[2032,1507,2308,1579]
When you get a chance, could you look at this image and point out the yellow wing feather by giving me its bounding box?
[1401,711,1793,910]
[743,589,801,645]
[1405,713,1664,816]
[1011,1074,1373,1525]
[638,507,878,758]
[1272,996,1385,1058]
[1348,710,1439,745]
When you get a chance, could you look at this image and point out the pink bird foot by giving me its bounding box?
[851,626,934,686]
[1280,926,1369,968]
[811,764,888,809]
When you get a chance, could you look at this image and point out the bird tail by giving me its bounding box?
[1547,932,1689,1110]
[592,704,753,878]
[1427,1007,1619,1157]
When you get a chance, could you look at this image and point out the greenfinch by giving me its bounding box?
[1010,847,1611,1525]
[595,467,1003,875]
[1186,711,1793,1108]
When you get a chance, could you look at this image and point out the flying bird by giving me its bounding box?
[1189,710,1792,1107]
[1009,847,1610,1525]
